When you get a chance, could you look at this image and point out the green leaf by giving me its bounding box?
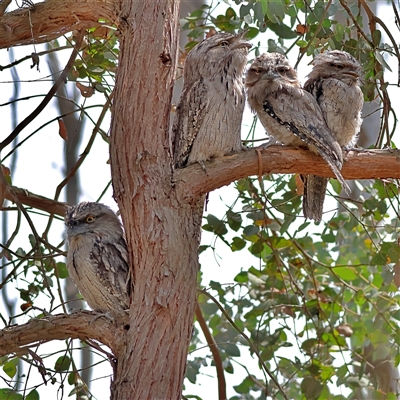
[56,262,69,279]
[221,342,240,357]
[297,39,308,48]
[185,358,206,384]
[206,214,228,236]
[233,376,255,394]
[3,358,18,378]
[54,356,71,372]
[300,376,324,399]
[68,372,77,385]
[372,29,381,46]
[370,253,387,266]
[231,237,246,252]
[266,0,285,23]
[0,389,23,400]
[198,245,209,254]
[227,211,242,232]
[25,390,39,400]
[333,267,357,281]
[243,225,259,237]
[260,0,267,15]
[234,271,248,283]
[245,27,259,40]
[374,50,392,72]
[249,240,264,255]
[200,302,218,316]
[239,3,252,20]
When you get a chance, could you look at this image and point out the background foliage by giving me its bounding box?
[0,1,399,399]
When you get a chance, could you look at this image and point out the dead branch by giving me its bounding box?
[1,184,68,215]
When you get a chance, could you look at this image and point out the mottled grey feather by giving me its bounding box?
[65,202,131,318]
[245,52,350,206]
[302,50,363,222]
[173,31,251,168]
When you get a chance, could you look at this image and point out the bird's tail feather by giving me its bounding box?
[320,154,351,195]
[303,175,328,223]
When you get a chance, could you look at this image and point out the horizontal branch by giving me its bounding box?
[2,148,399,214]
[0,311,125,357]
[1,184,68,216]
[0,0,117,49]
[175,146,400,202]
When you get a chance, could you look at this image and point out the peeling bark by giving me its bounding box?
[0,0,116,49]
[109,1,199,399]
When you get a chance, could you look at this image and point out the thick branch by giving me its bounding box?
[175,147,400,202]
[0,311,125,358]
[2,148,398,215]
[0,0,117,49]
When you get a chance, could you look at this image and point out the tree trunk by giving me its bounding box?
[109,1,201,398]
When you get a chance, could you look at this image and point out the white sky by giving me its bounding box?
[0,1,398,399]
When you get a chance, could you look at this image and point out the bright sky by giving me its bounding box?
[0,1,398,399]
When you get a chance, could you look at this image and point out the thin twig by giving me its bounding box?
[294,0,332,69]
[0,32,84,151]
[200,289,289,400]
[0,46,71,71]
[195,302,226,400]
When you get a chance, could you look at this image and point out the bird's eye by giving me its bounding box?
[332,63,344,70]
[220,41,229,47]
[86,215,96,223]
[277,67,287,74]
[252,68,262,75]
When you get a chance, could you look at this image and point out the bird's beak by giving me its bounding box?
[232,29,252,50]
[262,71,279,80]
[343,71,359,78]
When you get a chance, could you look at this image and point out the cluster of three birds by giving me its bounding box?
[173,31,364,223]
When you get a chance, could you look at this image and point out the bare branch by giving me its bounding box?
[1,184,68,216]
[0,311,125,358]
[195,303,226,400]
[175,147,400,202]
[0,0,117,49]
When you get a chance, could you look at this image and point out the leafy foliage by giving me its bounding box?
[192,175,399,399]
[0,1,399,399]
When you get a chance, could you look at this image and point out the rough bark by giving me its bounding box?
[0,0,116,49]
[1,1,400,399]
[0,311,125,358]
[175,147,400,203]
[109,1,200,399]
[2,148,399,217]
